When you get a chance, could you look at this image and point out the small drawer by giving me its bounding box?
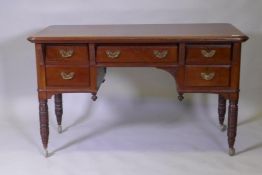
[185,66,230,87]
[46,45,89,64]
[96,45,178,63]
[186,44,231,64]
[46,67,90,87]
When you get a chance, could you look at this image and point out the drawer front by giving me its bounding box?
[46,67,90,87]
[186,45,231,64]
[96,45,178,63]
[46,45,89,64]
[185,66,230,87]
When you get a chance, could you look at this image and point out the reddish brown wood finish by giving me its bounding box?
[46,44,89,65]
[186,44,231,65]
[55,94,63,127]
[184,66,230,87]
[45,66,90,87]
[28,24,248,156]
[28,24,248,43]
[228,100,238,155]
[39,99,49,149]
[218,95,226,126]
[96,45,178,63]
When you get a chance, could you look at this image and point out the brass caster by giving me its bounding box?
[178,94,184,101]
[219,124,227,132]
[91,94,97,101]
[228,148,235,156]
[44,149,48,158]
[58,125,62,134]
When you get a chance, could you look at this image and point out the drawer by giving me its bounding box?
[185,66,230,87]
[186,44,231,64]
[46,67,90,87]
[46,45,89,64]
[96,45,178,63]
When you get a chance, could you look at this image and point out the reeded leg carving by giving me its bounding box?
[178,93,184,101]
[55,94,63,133]
[227,100,238,156]
[39,99,49,157]
[218,95,227,131]
[91,93,98,101]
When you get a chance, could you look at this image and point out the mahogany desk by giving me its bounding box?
[28,24,248,157]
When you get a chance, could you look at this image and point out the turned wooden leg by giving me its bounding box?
[218,95,227,131]
[227,100,238,156]
[55,94,63,133]
[91,93,97,101]
[39,99,49,157]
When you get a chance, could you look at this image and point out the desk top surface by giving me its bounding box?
[28,23,248,43]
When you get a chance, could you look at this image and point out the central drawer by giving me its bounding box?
[96,45,178,63]
[46,66,90,87]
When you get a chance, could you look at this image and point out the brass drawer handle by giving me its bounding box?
[153,50,168,59]
[106,50,121,59]
[60,72,75,80]
[201,49,216,58]
[200,72,215,81]
[59,49,74,58]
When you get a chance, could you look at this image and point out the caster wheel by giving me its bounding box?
[228,148,235,156]
[91,94,97,101]
[220,124,227,132]
[178,95,184,101]
[44,149,48,158]
[58,125,62,134]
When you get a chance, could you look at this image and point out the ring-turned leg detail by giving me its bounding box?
[218,95,227,131]
[55,94,63,133]
[39,99,49,157]
[91,93,98,101]
[227,100,238,156]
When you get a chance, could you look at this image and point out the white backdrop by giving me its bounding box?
[0,0,262,174]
